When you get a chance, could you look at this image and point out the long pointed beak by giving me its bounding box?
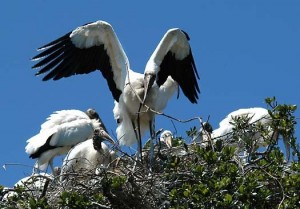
[165,135,173,148]
[99,129,115,145]
[143,74,156,104]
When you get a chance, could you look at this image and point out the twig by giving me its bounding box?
[2,163,36,171]
[91,202,110,209]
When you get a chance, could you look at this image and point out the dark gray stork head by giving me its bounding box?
[86,108,100,120]
[202,122,213,134]
[86,108,109,133]
[92,129,115,151]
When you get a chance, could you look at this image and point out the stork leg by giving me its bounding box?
[132,121,142,161]
[132,120,143,172]
[49,159,57,176]
[136,103,144,162]
[149,119,155,172]
[33,161,39,174]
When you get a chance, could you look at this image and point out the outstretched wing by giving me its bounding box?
[32,20,129,102]
[145,28,200,104]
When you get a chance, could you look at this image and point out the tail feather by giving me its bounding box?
[25,128,57,156]
[34,146,71,171]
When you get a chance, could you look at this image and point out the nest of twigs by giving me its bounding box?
[1,137,292,209]
[42,144,192,209]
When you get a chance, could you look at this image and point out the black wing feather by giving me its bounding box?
[29,134,58,159]
[157,49,200,104]
[33,47,65,69]
[32,30,122,101]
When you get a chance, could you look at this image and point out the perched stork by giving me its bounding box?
[2,172,57,201]
[159,130,174,149]
[196,107,290,161]
[60,129,116,181]
[25,108,115,174]
[31,20,200,159]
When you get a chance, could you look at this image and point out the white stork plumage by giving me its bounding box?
[60,129,116,181]
[159,130,174,149]
[196,107,290,161]
[31,20,200,159]
[2,172,57,201]
[25,108,115,174]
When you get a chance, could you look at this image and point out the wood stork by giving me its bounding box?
[2,172,56,201]
[25,108,115,174]
[159,130,174,148]
[158,129,189,159]
[60,129,116,181]
[196,107,290,161]
[31,20,200,159]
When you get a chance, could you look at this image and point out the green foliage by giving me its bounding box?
[187,126,198,138]
[171,136,186,147]
[167,144,300,208]
[166,98,299,209]
[110,176,127,190]
[266,97,300,160]
[1,97,299,208]
[59,191,92,208]
[0,184,50,209]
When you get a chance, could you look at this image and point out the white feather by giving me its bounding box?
[160,130,173,148]
[212,107,271,142]
[32,20,200,159]
[198,107,290,161]
[61,139,115,179]
[25,109,101,172]
[2,173,54,201]
[70,21,128,91]
[35,146,71,170]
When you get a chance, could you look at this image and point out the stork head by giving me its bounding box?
[160,130,173,148]
[143,72,156,103]
[87,108,109,133]
[86,108,100,120]
[193,122,213,143]
[201,122,213,143]
[92,129,115,151]
[202,122,213,134]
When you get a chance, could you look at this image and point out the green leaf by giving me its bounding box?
[224,193,232,203]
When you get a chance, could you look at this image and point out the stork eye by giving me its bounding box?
[116,118,121,124]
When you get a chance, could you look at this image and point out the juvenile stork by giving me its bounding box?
[25,108,115,174]
[159,130,174,149]
[60,129,116,181]
[31,20,200,159]
[2,172,57,201]
[196,107,290,161]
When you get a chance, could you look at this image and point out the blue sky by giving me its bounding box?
[1,1,299,187]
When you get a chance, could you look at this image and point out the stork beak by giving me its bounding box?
[143,73,156,104]
[165,135,173,149]
[99,129,116,145]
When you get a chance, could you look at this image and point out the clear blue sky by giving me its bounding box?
[1,1,299,187]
